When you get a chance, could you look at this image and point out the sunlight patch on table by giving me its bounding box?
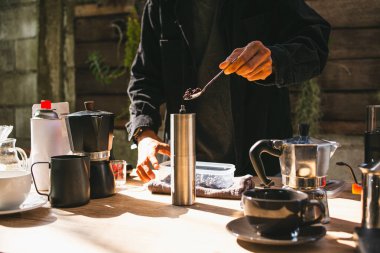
[328,198,361,223]
[326,231,356,248]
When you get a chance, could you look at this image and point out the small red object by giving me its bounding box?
[112,163,124,180]
[40,100,52,109]
[352,183,362,195]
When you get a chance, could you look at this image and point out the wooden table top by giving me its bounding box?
[0,176,361,253]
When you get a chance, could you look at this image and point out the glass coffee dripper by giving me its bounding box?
[0,125,13,141]
[0,138,28,171]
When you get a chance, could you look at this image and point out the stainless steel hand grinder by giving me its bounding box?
[170,105,196,206]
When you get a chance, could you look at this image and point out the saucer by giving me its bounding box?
[0,192,48,215]
[226,217,326,245]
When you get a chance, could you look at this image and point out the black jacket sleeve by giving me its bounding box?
[267,0,331,87]
[126,0,164,140]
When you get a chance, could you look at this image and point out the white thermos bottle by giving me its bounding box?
[30,100,71,190]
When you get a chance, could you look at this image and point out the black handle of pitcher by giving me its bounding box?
[249,140,282,187]
[30,162,50,197]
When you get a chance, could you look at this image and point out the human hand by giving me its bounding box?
[219,41,272,81]
[135,129,171,182]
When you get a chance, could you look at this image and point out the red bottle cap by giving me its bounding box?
[40,100,52,109]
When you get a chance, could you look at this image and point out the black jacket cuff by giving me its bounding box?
[268,45,293,87]
[126,115,156,141]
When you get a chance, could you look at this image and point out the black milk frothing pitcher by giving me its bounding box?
[31,155,90,207]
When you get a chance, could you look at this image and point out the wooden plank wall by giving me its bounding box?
[74,1,380,133]
[74,4,132,128]
[304,0,380,134]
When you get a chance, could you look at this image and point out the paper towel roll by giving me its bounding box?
[30,118,71,190]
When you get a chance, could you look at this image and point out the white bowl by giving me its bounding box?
[0,171,32,210]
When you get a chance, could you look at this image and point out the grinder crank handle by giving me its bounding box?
[249,140,282,187]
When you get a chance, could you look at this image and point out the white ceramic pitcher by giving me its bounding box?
[0,138,28,171]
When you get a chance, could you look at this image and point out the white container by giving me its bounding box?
[159,161,236,189]
[30,102,71,190]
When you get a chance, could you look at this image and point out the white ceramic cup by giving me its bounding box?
[0,171,32,210]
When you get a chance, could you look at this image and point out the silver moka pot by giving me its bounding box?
[249,124,340,223]
[249,124,340,189]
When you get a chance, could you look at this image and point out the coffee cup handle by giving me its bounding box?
[302,199,325,226]
[30,162,50,198]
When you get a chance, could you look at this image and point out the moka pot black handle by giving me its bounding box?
[249,140,283,187]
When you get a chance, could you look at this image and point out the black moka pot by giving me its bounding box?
[65,101,115,199]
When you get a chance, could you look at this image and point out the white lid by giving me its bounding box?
[159,161,236,175]
[32,102,70,119]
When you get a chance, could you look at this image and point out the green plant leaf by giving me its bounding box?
[85,10,141,122]
[294,78,322,135]
[86,14,141,85]
[124,16,141,70]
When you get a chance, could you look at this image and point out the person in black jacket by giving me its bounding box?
[127,0,331,182]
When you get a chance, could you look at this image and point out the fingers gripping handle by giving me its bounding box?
[249,140,282,187]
